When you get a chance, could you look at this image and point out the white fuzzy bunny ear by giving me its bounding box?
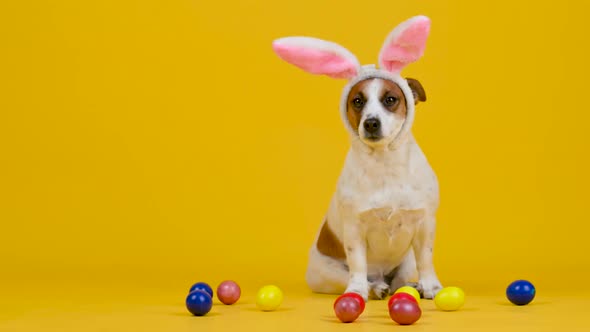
[272,37,360,79]
[378,15,431,74]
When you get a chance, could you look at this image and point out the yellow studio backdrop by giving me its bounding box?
[1,0,590,318]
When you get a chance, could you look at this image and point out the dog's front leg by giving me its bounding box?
[342,219,369,301]
[412,214,443,299]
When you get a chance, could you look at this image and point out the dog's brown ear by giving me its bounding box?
[406,78,426,104]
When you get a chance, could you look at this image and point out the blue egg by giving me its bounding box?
[186,290,213,316]
[506,280,536,305]
[189,282,213,298]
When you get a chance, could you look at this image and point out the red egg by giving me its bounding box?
[388,291,419,309]
[334,292,365,312]
[334,296,362,323]
[389,298,422,325]
[216,280,241,305]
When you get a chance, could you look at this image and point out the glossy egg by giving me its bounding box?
[256,285,283,311]
[389,298,422,325]
[334,296,362,323]
[434,286,465,311]
[506,280,535,305]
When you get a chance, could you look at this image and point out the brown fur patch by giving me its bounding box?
[380,79,408,118]
[346,78,409,133]
[346,79,372,134]
[406,78,426,104]
[316,219,346,259]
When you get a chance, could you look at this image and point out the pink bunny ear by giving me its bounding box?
[378,15,431,74]
[272,37,360,79]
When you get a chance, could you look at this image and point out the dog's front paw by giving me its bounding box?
[417,277,443,299]
[369,280,390,300]
[345,279,369,301]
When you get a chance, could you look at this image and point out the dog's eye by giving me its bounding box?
[383,96,398,106]
[352,97,364,109]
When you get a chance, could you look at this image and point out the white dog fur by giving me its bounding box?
[272,16,443,301]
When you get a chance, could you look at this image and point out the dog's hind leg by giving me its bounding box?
[306,246,393,300]
[305,247,349,295]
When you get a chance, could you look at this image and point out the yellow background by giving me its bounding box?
[1,0,589,331]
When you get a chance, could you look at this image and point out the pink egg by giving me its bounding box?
[216,280,241,305]
[389,298,421,325]
[334,296,362,323]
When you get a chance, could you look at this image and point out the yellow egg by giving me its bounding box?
[256,285,283,311]
[394,286,421,303]
[434,286,465,311]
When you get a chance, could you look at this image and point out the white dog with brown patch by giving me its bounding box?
[272,15,443,301]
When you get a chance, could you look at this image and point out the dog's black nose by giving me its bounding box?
[363,118,381,134]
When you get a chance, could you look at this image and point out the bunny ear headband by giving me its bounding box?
[271,15,431,147]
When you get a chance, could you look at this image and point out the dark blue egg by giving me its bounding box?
[506,280,536,305]
[189,282,213,298]
[186,290,213,316]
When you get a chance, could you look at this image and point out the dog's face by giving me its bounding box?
[346,78,426,147]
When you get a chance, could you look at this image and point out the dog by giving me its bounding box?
[272,15,443,301]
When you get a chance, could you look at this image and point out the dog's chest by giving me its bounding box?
[362,208,424,265]
[340,153,430,215]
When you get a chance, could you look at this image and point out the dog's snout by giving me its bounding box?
[363,118,381,134]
